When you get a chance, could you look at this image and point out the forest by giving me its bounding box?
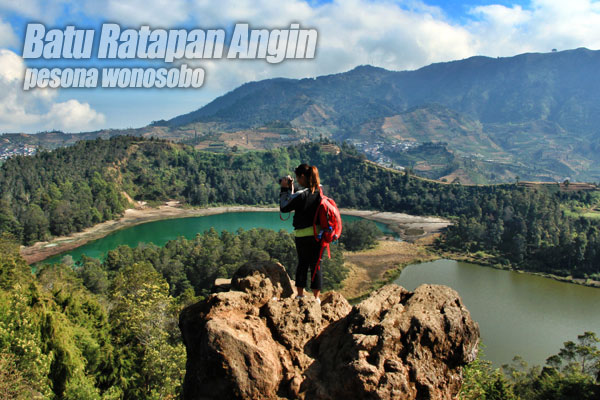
[1,135,599,279]
[0,231,186,399]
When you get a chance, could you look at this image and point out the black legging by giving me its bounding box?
[294,236,323,290]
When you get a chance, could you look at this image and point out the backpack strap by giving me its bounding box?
[313,205,320,240]
[313,187,324,241]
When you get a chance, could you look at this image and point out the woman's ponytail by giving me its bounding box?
[309,165,320,194]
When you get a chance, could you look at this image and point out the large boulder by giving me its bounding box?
[231,260,295,301]
[179,262,479,400]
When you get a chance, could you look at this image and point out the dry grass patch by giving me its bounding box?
[340,239,438,300]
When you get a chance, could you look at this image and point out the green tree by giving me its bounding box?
[340,220,382,251]
[76,257,110,295]
[21,204,49,244]
[0,352,30,400]
[505,333,600,400]
[460,349,516,400]
[546,331,600,377]
[109,262,185,399]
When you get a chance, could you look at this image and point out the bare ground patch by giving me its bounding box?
[339,239,439,300]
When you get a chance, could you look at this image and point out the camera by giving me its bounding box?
[280,175,293,186]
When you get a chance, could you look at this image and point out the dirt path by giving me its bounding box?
[20,204,452,265]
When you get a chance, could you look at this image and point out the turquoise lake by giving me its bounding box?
[41,211,393,265]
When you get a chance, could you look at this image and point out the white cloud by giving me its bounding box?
[471,4,531,25]
[0,0,44,18]
[0,0,71,22]
[183,0,475,101]
[186,0,473,70]
[0,18,17,48]
[3,0,600,132]
[315,0,474,69]
[190,0,313,27]
[80,0,191,26]
[0,49,105,133]
[3,0,600,69]
[469,0,600,56]
[0,47,25,81]
[47,100,105,131]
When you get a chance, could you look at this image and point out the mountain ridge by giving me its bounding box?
[3,47,600,183]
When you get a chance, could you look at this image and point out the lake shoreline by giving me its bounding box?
[20,204,451,264]
[20,203,599,292]
[21,205,279,264]
[431,247,600,289]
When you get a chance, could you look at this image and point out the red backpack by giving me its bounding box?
[312,187,342,282]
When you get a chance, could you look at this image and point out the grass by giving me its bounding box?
[562,206,600,220]
[560,191,600,219]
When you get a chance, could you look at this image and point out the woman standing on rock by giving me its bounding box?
[279,164,322,304]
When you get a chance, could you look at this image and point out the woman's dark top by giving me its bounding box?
[279,186,320,229]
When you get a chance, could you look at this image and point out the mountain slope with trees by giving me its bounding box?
[170,48,600,133]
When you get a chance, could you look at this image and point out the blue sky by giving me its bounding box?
[0,0,599,133]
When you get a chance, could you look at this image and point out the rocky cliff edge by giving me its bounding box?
[179,261,480,399]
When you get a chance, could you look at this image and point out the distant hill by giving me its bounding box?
[171,49,600,132]
[3,48,600,183]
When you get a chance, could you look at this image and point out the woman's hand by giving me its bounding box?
[280,175,293,189]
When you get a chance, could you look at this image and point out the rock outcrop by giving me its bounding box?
[179,261,480,400]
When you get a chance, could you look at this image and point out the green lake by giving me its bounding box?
[41,211,394,265]
[395,259,600,367]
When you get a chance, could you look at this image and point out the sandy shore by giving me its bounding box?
[339,209,451,241]
[20,204,452,264]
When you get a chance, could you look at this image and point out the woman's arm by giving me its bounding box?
[280,187,303,213]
